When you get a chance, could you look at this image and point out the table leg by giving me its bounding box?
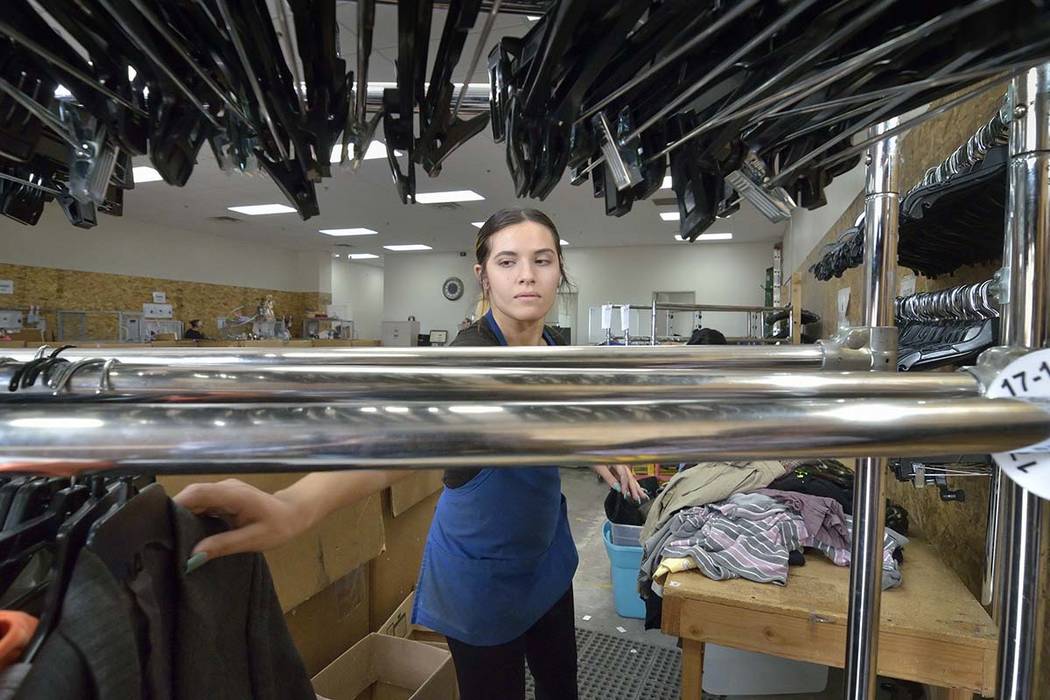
[680,638,704,700]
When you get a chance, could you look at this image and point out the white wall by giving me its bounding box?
[782,162,865,277]
[347,263,384,339]
[383,243,775,341]
[1,206,318,292]
[564,243,774,340]
[382,253,478,336]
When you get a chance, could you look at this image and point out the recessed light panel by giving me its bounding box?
[383,244,433,252]
[319,228,378,237]
[228,204,297,215]
[329,140,388,163]
[660,211,680,221]
[675,233,734,241]
[415,190,484,204]
[133,166,163,183]
[349,253,380,260]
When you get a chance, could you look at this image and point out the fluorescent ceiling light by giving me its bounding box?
[53,85,73,99]
[471,221,485,228]
[228,203,297,215]
[319,227,378,237]
[661,175,673,189]
[349,253,379,260]
[132,166,163,184]
[329,140,388,163]
[526,15,542,21]
[660,211,680,221]
[675,233,734,241]
[415,190,484,204]
[332,253,340,258]
[384,244,433,252]
[560,239,570,246]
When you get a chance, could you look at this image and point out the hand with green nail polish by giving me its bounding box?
[174,478,308,563]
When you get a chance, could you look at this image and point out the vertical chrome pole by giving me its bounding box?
[996,62,1050,700]
[844,117,901,700]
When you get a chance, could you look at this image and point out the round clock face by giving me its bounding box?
[443,277,464,301]
[988,349,1050,500]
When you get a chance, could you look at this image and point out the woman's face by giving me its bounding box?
[476,221,561,323]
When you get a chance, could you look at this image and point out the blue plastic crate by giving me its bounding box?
[602,521,645,619]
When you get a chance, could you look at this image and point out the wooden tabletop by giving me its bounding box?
[661,539,997,695]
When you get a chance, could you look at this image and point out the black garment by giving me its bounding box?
[14,485,313,700]
[603,477,660,526]
[446,587,577,700]
[184,329,205,340]
[767,472,854,514]
[443,320,567,489]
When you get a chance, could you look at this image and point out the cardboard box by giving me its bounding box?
[286,565,371,676]
[390,471,444,517]
[157,473,386,611]
[312,634,455,700]
[377,590,447,650]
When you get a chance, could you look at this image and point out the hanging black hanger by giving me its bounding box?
[21,477,134,662]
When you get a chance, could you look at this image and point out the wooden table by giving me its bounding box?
[660,540,997,699]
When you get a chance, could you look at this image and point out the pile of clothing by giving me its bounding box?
[638,460,909,629]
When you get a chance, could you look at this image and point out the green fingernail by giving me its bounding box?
[185,551,208,574]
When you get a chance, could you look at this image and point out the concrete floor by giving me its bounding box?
[560,467,893,700]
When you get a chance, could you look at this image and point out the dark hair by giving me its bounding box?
[474,208,572,312]
[189,319,201,327]
[687,328,727,345]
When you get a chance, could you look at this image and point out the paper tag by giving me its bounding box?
[988,349,1050,499]
[837,287,851,322]
[0,280,12,294]
[620,305,630,334]
[152,291,167,304]
[601,305,612,330]
[581,615,592,621]
[616,626,626,633]
[898,275,917,297]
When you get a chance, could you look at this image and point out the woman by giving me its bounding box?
[174,208,646,700]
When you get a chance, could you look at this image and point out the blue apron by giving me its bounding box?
[411,312,579,646]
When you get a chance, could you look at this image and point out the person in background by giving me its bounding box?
[173,208,645,700]
[184,319,206,340]
[687,327,727,345]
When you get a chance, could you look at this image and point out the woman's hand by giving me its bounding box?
[592,465,648,503]
[173,478,313,566]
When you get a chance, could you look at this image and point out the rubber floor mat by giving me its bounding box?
[525,627,682,700]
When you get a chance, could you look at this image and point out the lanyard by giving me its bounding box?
[484,310,554,347]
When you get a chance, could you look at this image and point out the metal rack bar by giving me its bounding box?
[0,364,981,403]
[0,344,830,369]
[845,116,901,700]
[996,61,1050,700]
[1,396,1047,475]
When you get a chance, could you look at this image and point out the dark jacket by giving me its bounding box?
[13,484,313,700]
[443,319,566,488]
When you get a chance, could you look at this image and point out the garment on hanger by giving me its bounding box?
[0,482,314,700]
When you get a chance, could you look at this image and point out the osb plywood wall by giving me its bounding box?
[0,262,331,340]
[794,81,1050,690]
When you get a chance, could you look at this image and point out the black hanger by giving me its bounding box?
[2,477,68,531]
[0,481,91,595]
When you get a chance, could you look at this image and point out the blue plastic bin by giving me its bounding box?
[602,521,645,619]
